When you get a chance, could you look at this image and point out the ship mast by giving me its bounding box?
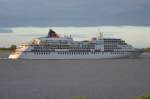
[99,31,103,39]
[97,29,103,39]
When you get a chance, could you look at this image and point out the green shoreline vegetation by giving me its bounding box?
[144,48,150,53]
[0,45,16,53]
[129,96,150,99]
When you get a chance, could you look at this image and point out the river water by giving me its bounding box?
[0,53,150,99]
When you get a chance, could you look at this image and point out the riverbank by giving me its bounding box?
[0,45,16,53]
[144,48,150,53]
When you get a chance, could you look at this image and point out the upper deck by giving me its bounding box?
[19,29,136,52]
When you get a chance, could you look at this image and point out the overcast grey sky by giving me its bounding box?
[0,0,150,27]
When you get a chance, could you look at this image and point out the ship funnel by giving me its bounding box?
[48,29,60,38]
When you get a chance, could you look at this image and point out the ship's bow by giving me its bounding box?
[8,52,21,59]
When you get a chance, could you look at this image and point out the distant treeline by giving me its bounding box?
[144,48,150,53]
[0,45,17,52]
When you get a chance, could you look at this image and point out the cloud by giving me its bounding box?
[0,0,150,27]
[0,28,13,33]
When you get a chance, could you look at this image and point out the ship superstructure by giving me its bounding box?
[9,29,143,59]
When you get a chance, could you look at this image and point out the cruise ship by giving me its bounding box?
[9,29,143,59]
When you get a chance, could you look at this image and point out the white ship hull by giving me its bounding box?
[9,52,142,59]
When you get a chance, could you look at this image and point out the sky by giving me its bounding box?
[0,0,150,27]
[0,26,150,48]
[0,0,150,48]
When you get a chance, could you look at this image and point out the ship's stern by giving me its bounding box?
[131,48,144,58]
